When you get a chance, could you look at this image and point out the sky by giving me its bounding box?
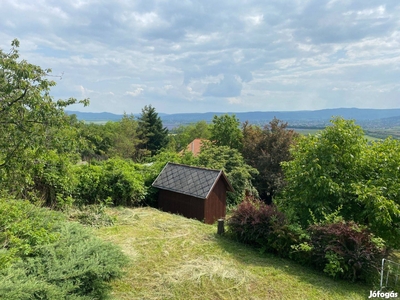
[1,0,400,114]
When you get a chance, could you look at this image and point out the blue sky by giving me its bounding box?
[1,0,400,114]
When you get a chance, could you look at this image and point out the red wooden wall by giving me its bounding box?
[157,177,227,224]
[204,179,226,224]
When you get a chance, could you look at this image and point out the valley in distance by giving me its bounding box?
[66,107,400,140]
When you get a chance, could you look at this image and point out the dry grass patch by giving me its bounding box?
[95,207,371,300]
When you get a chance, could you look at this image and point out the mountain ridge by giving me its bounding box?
[66,108,400,128]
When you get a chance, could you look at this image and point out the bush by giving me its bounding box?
[227,198,388,283]
[0,198,63,269]
[0,198,127,299]
[74,158,147,206]
[308,221,387,283]
[227,197,310,260]
[32,151,80,208]
[227,197,284,245]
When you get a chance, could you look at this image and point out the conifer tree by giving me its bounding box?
[138,105,168,156]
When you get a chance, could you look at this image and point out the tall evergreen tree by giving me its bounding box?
[138,105,168,156]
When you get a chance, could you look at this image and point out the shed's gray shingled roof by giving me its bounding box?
[152,162,234,199]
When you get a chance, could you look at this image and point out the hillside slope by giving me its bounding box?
[95,207,369,299]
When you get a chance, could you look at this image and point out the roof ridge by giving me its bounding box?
[152,162,229,199]
[167,162,222,173]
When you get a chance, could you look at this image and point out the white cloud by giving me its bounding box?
[125,88,144,97]
[244,14,264,26]
[1,0,399,113]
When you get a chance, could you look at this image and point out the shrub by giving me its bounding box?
[0,198,127,299]
[0,198,63,269]
[31,151,79,208]
[227,198,388,284]
[74,158,146,206]
[227,197,285,245]
[268,223,311,263]
[308,221,387,283]
[227,197,309,258]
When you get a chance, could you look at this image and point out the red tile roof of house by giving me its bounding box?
[184,138,206,156]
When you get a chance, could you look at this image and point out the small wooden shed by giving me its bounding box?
[152,162,234,224]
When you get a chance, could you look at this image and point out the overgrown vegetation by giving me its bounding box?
[278,117,400,248]
[73,158,147,206]
[0,198,127,299]
[227,198,387,284]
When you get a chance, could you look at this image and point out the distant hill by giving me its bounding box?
[66,108,400,129]
[363,115,400,128]
[66,111,126,122]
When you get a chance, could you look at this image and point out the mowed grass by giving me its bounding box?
[95,207,370,300]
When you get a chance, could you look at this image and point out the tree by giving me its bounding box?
[352,138,400,247]
[278,117,400,248]
[210,114,243,150]
[197,143,258,206]
[78,122,114,161]
[108,113,144,161]
[137,105,168,156]
[172,120,211,151]
[242,118,299,203]
[0,39,88,198]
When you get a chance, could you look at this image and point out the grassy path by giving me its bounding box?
[95,207,370,300]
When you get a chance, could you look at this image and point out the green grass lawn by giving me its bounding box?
[95,207,371,300]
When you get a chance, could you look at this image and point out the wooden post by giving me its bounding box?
[217,219,225,235]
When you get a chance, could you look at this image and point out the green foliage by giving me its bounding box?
[138,105,168,156]
[0,198,127,299]
[210,114,243,150]
[278,117,400,248]
[30,150,78,207]
[73,158,146,206]
[352,137,400,247]
[78,122,115,161]
[171,121,211,151]
[0,198,63,269]
[78,115,147,162]
[279,117,365,225]
[308,221,387,283]
[323,251,345,278]
[197,143,258,206]
[0,40,87,197]
[241,118,299,202]
[227,197,387,283]
[108,113,146,161]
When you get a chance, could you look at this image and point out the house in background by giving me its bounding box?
[152,162,234,224]
[181,138,206,156]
